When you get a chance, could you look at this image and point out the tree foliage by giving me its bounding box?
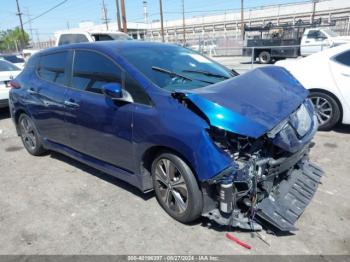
[0,27,30,52]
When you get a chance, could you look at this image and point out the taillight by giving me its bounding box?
[9,80,21,89]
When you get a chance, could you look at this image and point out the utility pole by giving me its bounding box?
[15,0,26,49]
[120,0,127,33]
[159,0,165,42]
[182,0,186,44]
[25,8,34,46]
[35,29,41,49]
[116,0,121,31]
[101,0,110,30]
[311,0,319,24]
[143,1,149,25]
[241,0,244,39]
[143,1,149,40]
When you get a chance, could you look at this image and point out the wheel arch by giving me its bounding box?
[13,108,29,135]
[140,145,199,191]
[309,88,344,124]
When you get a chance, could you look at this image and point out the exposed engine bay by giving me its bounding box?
[202,127,323,232]
[174,91,324,232]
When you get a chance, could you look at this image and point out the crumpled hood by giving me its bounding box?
[178,66,308,138]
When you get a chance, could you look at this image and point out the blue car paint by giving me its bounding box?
[10,41,311,192]
[181,66,309,138]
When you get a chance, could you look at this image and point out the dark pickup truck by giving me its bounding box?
[242,19,335,64]
[242,38,300,64]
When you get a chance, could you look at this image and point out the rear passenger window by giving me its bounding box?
[37,51,68,85]
[334,51,350,67]
[72,50,122,94]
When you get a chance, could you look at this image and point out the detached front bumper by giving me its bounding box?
[202,157,324,232]
[256,161,324,231]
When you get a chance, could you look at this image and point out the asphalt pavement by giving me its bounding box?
[0,105,349,254]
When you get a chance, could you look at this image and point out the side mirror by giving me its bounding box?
[102,83,123,99]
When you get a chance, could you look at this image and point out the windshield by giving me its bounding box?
[119,44,233,91]
[0,60,20,71]
[322,29,339,37]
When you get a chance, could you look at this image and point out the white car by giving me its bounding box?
[276,43,350,130]
[0,54,25,69]
[0,60,21,108]
[55,30,132,46]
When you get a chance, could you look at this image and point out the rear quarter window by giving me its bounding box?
[333,50,350,67]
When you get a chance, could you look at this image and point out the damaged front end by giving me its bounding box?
[200,100,323,232]
[173,67,324,232]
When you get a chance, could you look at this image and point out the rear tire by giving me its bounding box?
[18,114,47,156]
[258,51,271,64]
[309,91,341,131]
[151,152,203,223]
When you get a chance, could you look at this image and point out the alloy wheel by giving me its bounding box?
[154,158,188,214]
[20,117,37,151]
[311,96,333,126]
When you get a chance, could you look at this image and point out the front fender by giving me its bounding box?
[132,95,233,181]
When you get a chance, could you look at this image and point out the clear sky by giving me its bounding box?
[1,0,307,40]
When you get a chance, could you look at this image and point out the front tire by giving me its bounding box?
[152,153,203,223]
[18,114,47,156]
[309,91,341,131]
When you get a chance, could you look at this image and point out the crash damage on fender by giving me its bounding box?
[173,66,324,232]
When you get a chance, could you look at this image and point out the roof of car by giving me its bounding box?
[39,40,179,55]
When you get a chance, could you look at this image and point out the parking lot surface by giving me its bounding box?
[0,106,349,255]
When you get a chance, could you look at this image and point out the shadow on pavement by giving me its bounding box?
[49,151,155,201]
[333,124,350,134]
[199,217,294,237]
[47,150,296,236]
[0,108,10,120]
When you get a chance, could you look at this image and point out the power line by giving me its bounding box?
[23,0,69,26]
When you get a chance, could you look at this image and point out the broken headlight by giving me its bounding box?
[290,103,312,138]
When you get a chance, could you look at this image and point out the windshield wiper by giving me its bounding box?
[152,66,215,84]
[182,69,230,79]
[152,66,192,81]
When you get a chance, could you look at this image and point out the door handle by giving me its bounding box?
[341,73,350,77]
[305,41,310,43]
[64,100,80,108]
[27,88,38,94]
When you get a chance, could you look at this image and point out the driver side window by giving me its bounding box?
[72,50,122,94]
[307,30,326,39]
[72,50,152,105]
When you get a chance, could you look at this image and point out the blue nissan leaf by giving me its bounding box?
[9,41,323,232]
